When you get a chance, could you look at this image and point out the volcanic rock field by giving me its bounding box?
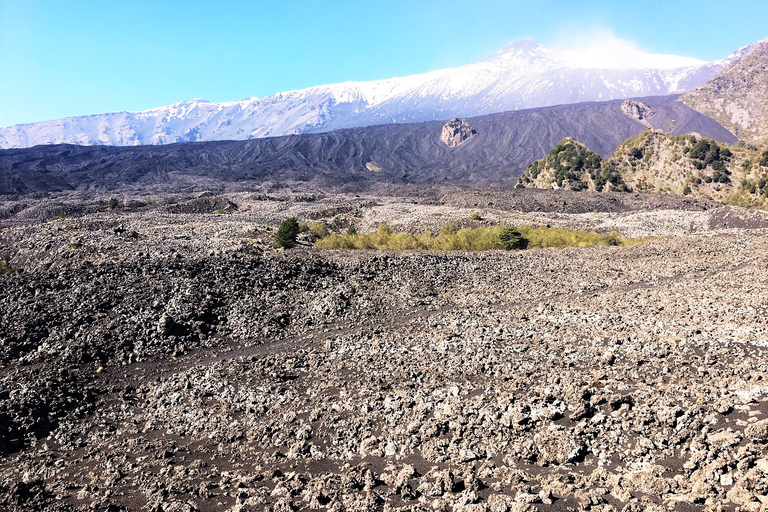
[2,187,768,511]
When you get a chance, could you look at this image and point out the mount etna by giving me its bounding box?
[0,38,758,150]
[3,31,768,512]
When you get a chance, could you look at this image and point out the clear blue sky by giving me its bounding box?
[1,0,767,127]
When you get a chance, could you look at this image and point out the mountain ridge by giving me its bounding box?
[682,40,768,147]
[0,39,757,150]
[0,95,736,195]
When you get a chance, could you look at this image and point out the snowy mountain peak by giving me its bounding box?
[484,39,555,66]
[494,39,547,55]
[0,37,762,149]
[488,38,705,70]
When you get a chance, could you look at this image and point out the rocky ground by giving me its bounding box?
[2,188,768,511]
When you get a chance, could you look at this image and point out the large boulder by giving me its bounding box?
[441,118,475,148]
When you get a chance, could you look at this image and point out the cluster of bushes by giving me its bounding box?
[742,174,768,197]
[684,138,733,183]
[519,139,629,192]
[737,151,768,197]
[590,161,629,192]
[313,222,640,251]
[523,139,602,190]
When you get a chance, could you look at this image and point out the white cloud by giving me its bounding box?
[548,28,704,69]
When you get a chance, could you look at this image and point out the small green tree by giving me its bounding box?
[498,227,528,250]
[275,217,300,249]
[346,226,357,236]
[108,197,119,209]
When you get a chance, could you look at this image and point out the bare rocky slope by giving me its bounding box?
[2,188,768,511]
[0,95,735,196]
[682,41,768,148]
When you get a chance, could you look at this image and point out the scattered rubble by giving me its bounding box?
[1,189,768,511]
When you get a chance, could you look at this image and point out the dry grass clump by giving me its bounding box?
[315,223,648,251]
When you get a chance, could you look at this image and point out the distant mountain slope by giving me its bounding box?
[0,39,755,150]
[682,41,768,148]
[0,96,736,195]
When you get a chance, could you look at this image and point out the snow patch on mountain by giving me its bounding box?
[0,39,758,149]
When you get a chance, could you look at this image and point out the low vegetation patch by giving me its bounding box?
[517,138,628,192]
[315,223,647,251]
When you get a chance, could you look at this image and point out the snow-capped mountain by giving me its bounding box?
[0,39,759,149]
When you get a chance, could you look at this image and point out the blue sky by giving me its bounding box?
[1,0,767,127]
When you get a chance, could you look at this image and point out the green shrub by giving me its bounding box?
[742,179,757,194]
[592,161,629,192]
[0,260,10,275]
[309,221,330,238]
[298,222,310,233]
[688,139,732,177]
[275,217,300,249]
[603,231,622,246]
[108,197,119,209]
[498,227,528,250]
[527,161,542,179]
[469,212,482,221]
[345,226,357,236]
[439,223,458,236]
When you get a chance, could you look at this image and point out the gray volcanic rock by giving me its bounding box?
[0,95,736,195]
[441,118,475,147]
[745,420,768,442]
[621,99,654,126]
[2,189,768,510]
